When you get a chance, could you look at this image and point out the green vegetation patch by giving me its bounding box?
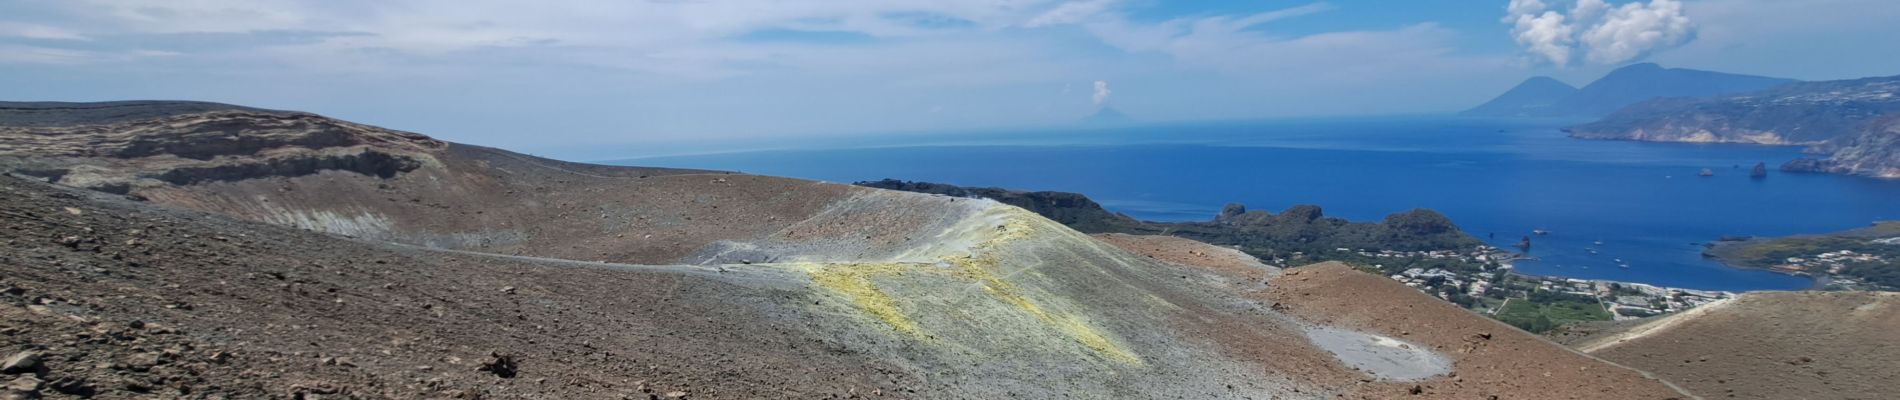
[1709,221,1900,289]
[1493,295,1612,333]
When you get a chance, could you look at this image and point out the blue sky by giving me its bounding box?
[3,0,1898,156]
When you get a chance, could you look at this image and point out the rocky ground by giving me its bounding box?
[1260,263,1692,399]
[1567,291,1900,400]
[0,174,919,399]
[0,100,1712,399]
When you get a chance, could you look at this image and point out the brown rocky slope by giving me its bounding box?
[1,101,1694,399]
[1567,291,1899,400]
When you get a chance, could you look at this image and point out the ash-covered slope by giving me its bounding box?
[0,101,1693,399]
[1569,292,1900,400]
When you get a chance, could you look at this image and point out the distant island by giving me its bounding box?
[1465,63,1900,179]
[1566,75,1900,179]
[1461,63,1793,118]
[1083,106,1130,124]
[1459,76,1578,118]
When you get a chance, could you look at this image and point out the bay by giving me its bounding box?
[610,117,1900,291]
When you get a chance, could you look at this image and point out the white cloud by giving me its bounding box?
[0,0,1524,143]
[1502,0,1695,66]
[1091,80,1111,106]
[1507,7,1574,66]
[1571,0,1611,20]
[1648,0,1900,80]
[1577,0,1693,64]
[1027,0,1118,27]
[0,44,176,64]
[2,1,1096,74]
[1508,0,1550,16]
[0,21,90,41]
[0,44,98,64]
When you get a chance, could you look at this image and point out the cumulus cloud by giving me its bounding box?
[1091,80,1111,106]
[1027,0,1118,27]
[1505,1,1575,66]
[1577,0,1693,64]
[0,0,1526,141]
[0,21,90,41]
[1503,0,1695,66]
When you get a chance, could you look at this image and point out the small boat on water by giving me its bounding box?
[1594,240,1604,246]
[1586,248,1599,255]
[1533,229,1549,236]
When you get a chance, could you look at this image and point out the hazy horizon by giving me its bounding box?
[5,0,1899,157]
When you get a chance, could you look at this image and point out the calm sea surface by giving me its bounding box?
[609,117,1900,291]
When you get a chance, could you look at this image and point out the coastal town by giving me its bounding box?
[1702,222,1900,291]
[1766,249,1892,291]
[1387,265,1733,319]
[1299,245,1737,332]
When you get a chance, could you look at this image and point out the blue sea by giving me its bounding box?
[607,117,1900,291]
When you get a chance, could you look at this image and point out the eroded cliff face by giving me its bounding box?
[1781,118,1900,178]
[1565,76,1900,178]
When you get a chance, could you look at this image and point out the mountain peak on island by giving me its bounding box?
[1084,106,1130,124]
[1457,76,1578,117]
[1614,62,1666,72]
[1568,74,1900,179]
[1555,63,1794,116]
[1462,63,1795,118]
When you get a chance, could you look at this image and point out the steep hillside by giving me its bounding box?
[1569,292,1900,400]
[0,101,1695,399]
[1459,76,1579,117]
[1566,75,1900,178]
[1782,115,1900,178]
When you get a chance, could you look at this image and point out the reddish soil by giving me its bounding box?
[1582,291,1900,400]
[1093,233,1280,282]
[1261,263,1691,399]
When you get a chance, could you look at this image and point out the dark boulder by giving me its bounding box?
[1216,203,1247,223]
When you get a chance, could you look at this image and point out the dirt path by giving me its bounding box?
[1575,298,1733,353]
